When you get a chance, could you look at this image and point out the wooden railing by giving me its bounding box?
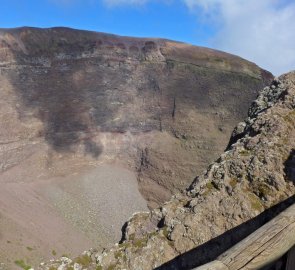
[194,204,295,270]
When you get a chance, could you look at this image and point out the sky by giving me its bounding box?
[0,0,295,75]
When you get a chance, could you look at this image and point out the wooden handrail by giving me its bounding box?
[194,204,295,270]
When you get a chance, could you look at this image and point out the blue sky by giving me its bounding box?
[1,0,295,75]
[0,0,213,46]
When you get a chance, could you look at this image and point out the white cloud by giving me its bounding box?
[183,0,295,75]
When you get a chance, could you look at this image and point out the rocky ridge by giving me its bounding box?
[39,72,295,270]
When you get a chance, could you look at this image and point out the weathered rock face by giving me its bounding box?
[0,27,272,204]
[40,73,295,270]
[0,27,272,268]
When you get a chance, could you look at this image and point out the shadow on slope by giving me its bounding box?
[5,61,122,158]
[2,27,272,161]
[284,149,295,183]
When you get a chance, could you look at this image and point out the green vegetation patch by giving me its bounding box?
[118,242,131,249]
[128,233,135,241]
[114,250,127,262]
[229,178,238,188]
[14,259,31,270]
[74,254,92,267]
[258,183,273,198]
[134,237,148,249]
[206,182,214,191]
[248,192,264,212]
[107,264,116,270]
[162,226,169,238]
[283,110,295,125]
[114,251,122,260]
[239,149,251,156]
[203,181,218,195]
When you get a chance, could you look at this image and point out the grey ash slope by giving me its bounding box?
[0,27,272,268]
[40,73,295,270]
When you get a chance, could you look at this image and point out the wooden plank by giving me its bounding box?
[192,260,229,270]
[220,221,295,269]
[194,204,295,270]
[237,222,295,269]
[286,245,295,270]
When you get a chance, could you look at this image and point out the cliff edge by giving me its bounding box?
[40,72,295,269]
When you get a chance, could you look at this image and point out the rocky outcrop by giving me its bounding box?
[39,72,295,270]
[0,27,272,268]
